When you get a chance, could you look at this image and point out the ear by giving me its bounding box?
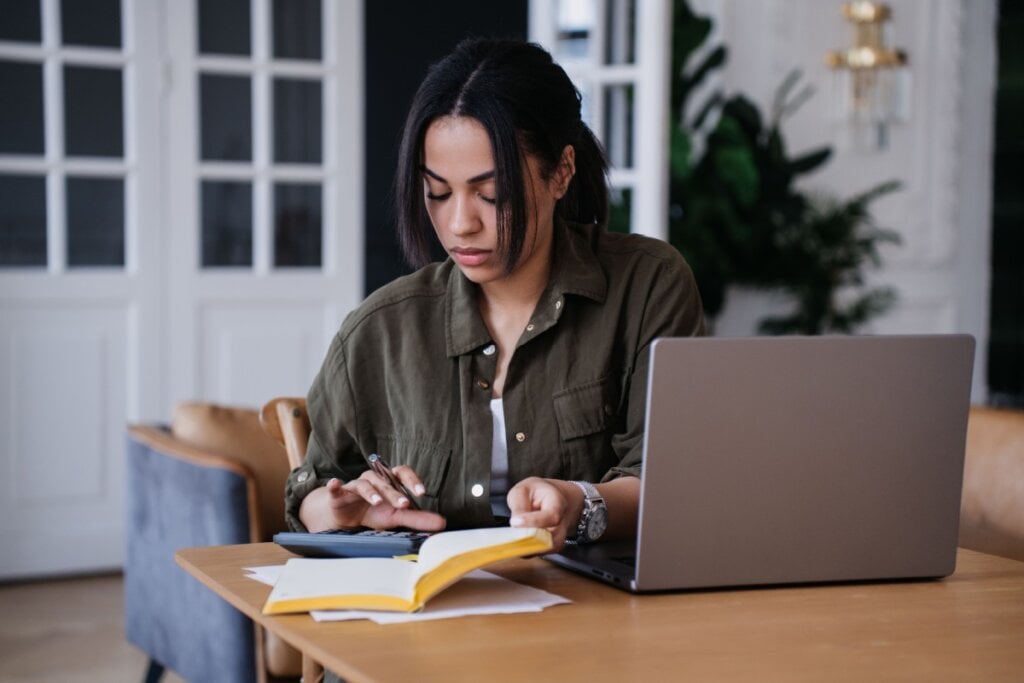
[551,145,576,200]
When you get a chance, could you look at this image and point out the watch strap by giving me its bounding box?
[568,480,605,544]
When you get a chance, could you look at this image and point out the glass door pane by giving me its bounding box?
[66,177,124,267]
[61,0,122,48]
[0,174,47,266]
[273,78,321,164]
[63,66,124,158]
[202,180,253,267]
[0,0,127,270]
[272,0,321,60]
[274,182,321,267]
[0,0,42,43]
[604,0,636,65]
[0,60,44,154]
[603,83,635,169]
[194,0,325,271]
[199,74,253,161]
[198,0,251,56]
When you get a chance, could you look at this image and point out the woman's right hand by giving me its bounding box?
[298,468,447,533]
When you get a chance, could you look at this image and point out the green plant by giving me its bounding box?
[665,0,901,334]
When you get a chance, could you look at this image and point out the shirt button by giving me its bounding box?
[297,471,310,483]
[471,484,484,497]
[555,300,562,310]
[515,432,526,442]
[477,379,490,390]
[483,344,496,356]
[525,323,535,332]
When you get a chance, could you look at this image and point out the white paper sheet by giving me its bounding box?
[244,564,283,585]
[244,565,569,624]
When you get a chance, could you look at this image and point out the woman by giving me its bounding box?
[285,37,705,550]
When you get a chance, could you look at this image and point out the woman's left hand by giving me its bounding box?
[506,477,584,550]
[506,475,640,550]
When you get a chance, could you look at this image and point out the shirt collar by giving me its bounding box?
[445,265,491,357]
[445,219,608,358]
[547,218,607,304]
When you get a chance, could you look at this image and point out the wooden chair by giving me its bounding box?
[259,397,310,470]
[258,396,323,683]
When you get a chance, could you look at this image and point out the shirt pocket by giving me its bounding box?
[374,436,452,509]
[553,377,613,438]
[552,376,618,479]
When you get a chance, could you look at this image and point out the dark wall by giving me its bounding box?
[988,0,1024,407]
[363,1,528,295]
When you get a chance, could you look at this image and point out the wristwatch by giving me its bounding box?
[568,481,608,544]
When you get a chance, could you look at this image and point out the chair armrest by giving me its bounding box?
[127,424,263,540]
[260,397,310,469]
[959,406,1024,562]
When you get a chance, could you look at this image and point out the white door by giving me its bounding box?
[0,0,163,578]
[162,0,363,408]
[0,0,363,579]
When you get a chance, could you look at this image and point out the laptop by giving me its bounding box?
[547,334,975,592]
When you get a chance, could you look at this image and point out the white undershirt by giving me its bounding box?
[489,398,510,517]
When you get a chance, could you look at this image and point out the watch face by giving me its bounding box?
[587,506,609,542]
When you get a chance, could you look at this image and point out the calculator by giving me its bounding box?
[272,528,433,558]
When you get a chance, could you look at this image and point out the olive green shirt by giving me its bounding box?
[285,220,706,531]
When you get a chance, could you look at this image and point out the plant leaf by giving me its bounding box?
[788,148,832,175]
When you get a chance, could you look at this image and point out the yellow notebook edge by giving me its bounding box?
[263,593,413,615]
[411,528,554,611]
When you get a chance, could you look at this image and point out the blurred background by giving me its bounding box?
[0,0,1017,582]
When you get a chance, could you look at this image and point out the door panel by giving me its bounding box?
[0,0,362,578]
[0,305,128,577]
[198,304,329,404]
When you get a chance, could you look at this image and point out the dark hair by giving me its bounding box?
[394,37,609,271]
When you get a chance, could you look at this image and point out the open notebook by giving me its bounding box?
[547,334,975,592]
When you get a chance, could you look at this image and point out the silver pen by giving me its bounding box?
[367,453,421,510]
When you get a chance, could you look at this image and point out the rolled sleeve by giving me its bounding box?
[284,461,327,532]
[603,462,642,481]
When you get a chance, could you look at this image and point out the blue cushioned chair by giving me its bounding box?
[124,403,300,683]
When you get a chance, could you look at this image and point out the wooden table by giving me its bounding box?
[176,544,1024,682]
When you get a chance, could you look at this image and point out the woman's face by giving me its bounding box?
[421,116,568,287]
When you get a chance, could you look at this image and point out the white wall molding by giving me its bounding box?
[902,0,963,266]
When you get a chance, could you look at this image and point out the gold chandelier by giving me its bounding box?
[825,2,909,149]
